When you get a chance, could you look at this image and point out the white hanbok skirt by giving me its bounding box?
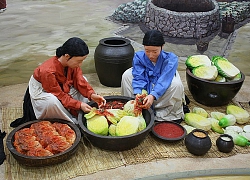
[121,67,185,121]
[28,75,88,124]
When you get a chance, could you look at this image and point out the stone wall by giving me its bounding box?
[144,0,221,38]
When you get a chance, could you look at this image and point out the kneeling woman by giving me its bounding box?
[28,37,105,124]
[121,30,186,123]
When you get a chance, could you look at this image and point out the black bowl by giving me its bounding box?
[78,96,155,151]
[6,119,81,167]
[186,68,245,106]
[151,121,187,142]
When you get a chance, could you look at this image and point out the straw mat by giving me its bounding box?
[2,91,250,180]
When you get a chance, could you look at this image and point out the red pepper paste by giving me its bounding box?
[153,122,184,138]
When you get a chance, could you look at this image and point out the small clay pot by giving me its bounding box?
[184,129,212,156]
[216,134,234,153]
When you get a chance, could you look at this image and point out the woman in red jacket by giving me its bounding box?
[28,37,106,124]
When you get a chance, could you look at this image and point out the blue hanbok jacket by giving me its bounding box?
[132,50,178,100]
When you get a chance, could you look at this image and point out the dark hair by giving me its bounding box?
[142,30,165,46]
[56,37,89,57]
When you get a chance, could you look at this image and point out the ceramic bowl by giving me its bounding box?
[151,121,187,142]
[6,119,81,167]
[186,68,245,106]
[78,96,155,151]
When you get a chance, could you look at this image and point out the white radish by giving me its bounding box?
[225,126,243,133]
[243,125,250,133]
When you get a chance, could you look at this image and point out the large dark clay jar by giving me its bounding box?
[216,134,234,153]
[94,37,134,87]
[184,129,212,156]
[186,68,245,107]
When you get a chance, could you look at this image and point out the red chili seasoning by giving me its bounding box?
[153,122,184,138]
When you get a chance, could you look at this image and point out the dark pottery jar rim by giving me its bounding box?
[191,129,208,139]
[99,37,131,47]
[218,134,233,142]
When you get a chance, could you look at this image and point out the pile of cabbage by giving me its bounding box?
[183,105,250,146]
[185,55,241,82]
[84,100,147,136]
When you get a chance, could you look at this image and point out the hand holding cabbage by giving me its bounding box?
[84,91,149,136]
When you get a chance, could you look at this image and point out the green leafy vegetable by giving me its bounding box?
[184,113,211,131]
[227,73,242,81]
[239,132,250,141]
[224,129,250,147]
[213,58,240,78]
[185,55,211,69]
[208,118,224,134]
[116,116,139,136]
[183,125,196,134]
[211,55,228,63]
[218,114,236,127]
[84,107,98,120]
[214,74,226,82]
[123,100,137,116]
[87,115,109,136]
[137,115,146,132]
[226,104,250,124]
[192,107,208,118]
[192,65,218,80]
[210,112,226,120]
[225,126,243,133]
[109,124,117,136]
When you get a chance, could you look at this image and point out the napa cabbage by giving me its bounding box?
[87,115,109,136]
[185,55,211,69]
[226,105,250,124]
[192,65,218,80]
[184,113,211,131]
[192,107,208,118]
[116,116,139,136]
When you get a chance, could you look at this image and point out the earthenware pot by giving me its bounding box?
[184,129,212,156]
[186,68,245,107]
[216,134,234,153]
[94,37,134,87]
[78,96,155,151]
[6,119,81,167]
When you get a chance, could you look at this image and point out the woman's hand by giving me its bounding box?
[141,94,154,109]
[80,102,92,113]
[91,93,106,108]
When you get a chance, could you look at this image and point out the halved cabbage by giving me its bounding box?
[208,117,224,134]
[226,105,250,124]
[185,55,211,69]
[192,65,218,80]
[184,113,211,131]
[213,58,240,78]
[192,107,208,118]
[214,74,226,82]
[116,116,139,136]
[87,115,109,136]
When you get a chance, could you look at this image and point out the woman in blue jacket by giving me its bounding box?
[121,30,186,123]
